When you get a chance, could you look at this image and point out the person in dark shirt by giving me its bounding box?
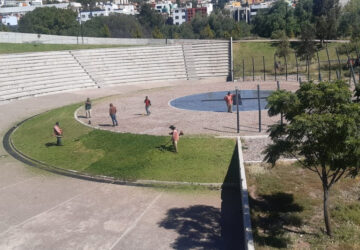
[85,98,92,118]
[109,103,118,126]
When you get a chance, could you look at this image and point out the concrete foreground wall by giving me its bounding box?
[0,31,229,45]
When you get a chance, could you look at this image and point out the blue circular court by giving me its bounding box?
[170,90,273,112]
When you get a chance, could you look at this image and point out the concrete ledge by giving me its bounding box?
[237,137,255,250]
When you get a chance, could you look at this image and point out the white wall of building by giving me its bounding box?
[172,7,186,25]
[1,15,17,25]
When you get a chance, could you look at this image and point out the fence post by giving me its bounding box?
[336,48,342,79]
[274,54,277,81]
[326,45,331,81]
[230,37,234,82]
[316,51,322,82]
[236,88,239,133]
[299,77,302,85]
[263,56,266,81]
[242,59,245,82]
[355,45,360,83]
[295,53,299,82]
[336,70,340,80]
[252,57,255,81]
[346,47,357,86]
[285,56,288,81]
[307,56,310,81]
[276,81,283,125]
[257,85,261,132]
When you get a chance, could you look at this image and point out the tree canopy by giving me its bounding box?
[265,80,360,236]
[18,7,79,36]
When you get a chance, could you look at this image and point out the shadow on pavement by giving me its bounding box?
[159,144,245,250]
[159,205,223,249]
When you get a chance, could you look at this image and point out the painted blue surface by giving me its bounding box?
[170,90,273,112]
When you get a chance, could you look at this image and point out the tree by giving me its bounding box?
[200,24,215,39]
[313,0,341,43]
[296,22,317,60]
[338,0,360,39]
[273,30,291,59]
[264,80,360,236]
[18,7,79,35]
[252,0,298,38]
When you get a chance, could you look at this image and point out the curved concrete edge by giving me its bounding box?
[4,113,233,189]
[237,137,255,250]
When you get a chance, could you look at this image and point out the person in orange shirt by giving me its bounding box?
[224,92,233,113]
[169,125,183,153]
[144,96,151,116]
[53,122,63,146]
[109,103,118,126]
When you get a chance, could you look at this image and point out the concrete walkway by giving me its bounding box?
[0,79,244,249]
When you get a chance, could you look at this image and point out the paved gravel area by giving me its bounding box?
[76,79,299,161]
[2,78,273,249]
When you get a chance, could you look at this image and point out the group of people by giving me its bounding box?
[53,95,182,152]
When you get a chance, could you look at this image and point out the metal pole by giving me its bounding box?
[355,45,360,83]
[242,59,245,81]
[336,48,342,79]
[252,57,255,81]
[257,85,261,132]
[295,53,299,82]
[346,47,357,86]
[326,45,331,81]
[336,70,340,80]
[316,51,322,81]
[307,56,310,81]
[276,81,283,125]
[230,37,234,82]
[274,54,277,81]
[236,88,239,133]
[263,56,266,81]
[284,56,288,81]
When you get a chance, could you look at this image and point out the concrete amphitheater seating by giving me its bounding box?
[0,41,230,102]
[0,51,97,102]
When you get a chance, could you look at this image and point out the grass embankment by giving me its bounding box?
[0,43,132,54]
[12,104,235,183]
[246,162,360,249]
[233,42,355,81]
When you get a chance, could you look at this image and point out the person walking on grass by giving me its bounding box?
[169,125,183,153]
[224,92,233,113]
[109,103,118,126]
[53,122,63,146]
[85,98,92,118]
[144,96,151,116]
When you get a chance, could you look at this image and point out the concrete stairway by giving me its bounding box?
[71,45,188,87]
[182,41,230,79]
[0,51,97,102]
[0,41,230,102]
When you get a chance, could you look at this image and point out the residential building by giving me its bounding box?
[186,7,207,22]
[172,7,186,25]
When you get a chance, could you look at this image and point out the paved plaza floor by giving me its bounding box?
[0,78,298,249]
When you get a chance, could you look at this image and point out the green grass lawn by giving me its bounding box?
[233,42,353,81]
[246,162,360,249]
[11,104,235,183]
[0,43,132,54]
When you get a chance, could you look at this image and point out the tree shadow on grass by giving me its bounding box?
[159,205,224,249]
[249,192,304,248]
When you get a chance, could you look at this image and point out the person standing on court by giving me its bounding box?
[224,92,233,113]
[53,122,63,146]
[144,96,151,116]
[109,103,118,126]
[85,97,92,118]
